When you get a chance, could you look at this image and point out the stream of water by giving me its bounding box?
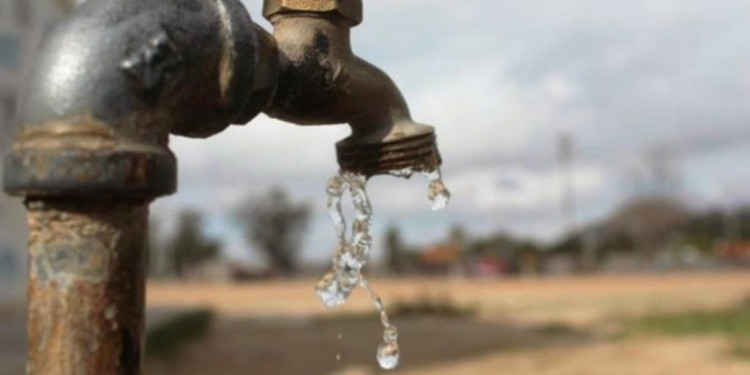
[315,168,450,370]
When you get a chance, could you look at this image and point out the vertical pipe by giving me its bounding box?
[26,198,149,375]
[4,1,269,373]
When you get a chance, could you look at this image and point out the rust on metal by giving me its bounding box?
[4,0,446,374]
[3,113,177,198]
[26,199,148,375]
[12,114,117,152]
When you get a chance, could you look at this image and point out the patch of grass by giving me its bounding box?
[146,309,215,359]
[733,338,750,360]
[628,308,750,337]
[627,301,750,360]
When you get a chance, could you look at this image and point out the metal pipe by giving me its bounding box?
[26,199,148,375]
[4,0,272,373]
[4,0,445,373]
[263,0,443,177]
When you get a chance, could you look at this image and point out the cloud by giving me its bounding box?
[148,0,750,262]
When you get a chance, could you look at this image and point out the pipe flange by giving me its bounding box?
[3,144,176,199]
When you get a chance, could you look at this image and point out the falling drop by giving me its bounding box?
[317,171,379,312]
[317,167,449,370]
[383,325,398,343]
[425,168,451,211]
[388,167,414,178]
[326,174,348,242]
[376,342,400,370]
[315,270,347,309]
[361,277,400,370]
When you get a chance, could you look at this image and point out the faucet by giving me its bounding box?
[261,0,442,176]
[2,0,444,373]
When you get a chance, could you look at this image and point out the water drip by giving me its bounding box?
[316,168,450,370]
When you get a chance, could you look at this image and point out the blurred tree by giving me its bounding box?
[236,188,310,277]
[448,225,468,270]
[385,225,405,276]
[608,196,690,265]
[624,142,683,199]
[167,210,221,279]
[680,207,750,250]
[736,208,750,240]
[515,241,543,275]
[550,196,691,271]
[449,225,467,248]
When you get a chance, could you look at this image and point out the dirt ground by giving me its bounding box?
[145,272,750,375]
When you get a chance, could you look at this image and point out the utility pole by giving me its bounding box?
[558,133,577,235]
[558,133,595,271]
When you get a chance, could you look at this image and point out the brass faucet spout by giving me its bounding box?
[262,0,442,177]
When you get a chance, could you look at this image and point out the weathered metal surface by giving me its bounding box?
[3,0,446,374]
[262,0,444,176]
[4,0,275,198]
[16,0,252,136]
[4,114,176,198]
[232,25,281,124]
[263,0,363,25]
[26,199,148,375]
[336,131,442,177]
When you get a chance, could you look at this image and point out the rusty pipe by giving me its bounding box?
[3,0,274,374]
[262,0,442,177]
[5,0,276,198]
[26,199,148,375]
[4,0,445,373]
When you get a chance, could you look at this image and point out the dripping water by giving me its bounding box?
[316,168,450,370]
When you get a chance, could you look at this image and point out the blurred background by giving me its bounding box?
[2,0,750,374]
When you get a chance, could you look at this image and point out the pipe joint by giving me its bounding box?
[4,0,276,198]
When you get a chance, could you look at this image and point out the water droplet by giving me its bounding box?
[389,167,414,178]
[425,168,451,211]
[379,311,391,327]
[327,175,348,242]
[326,173,347,196]
[337,269,360,293]
[319,172,377,308]
[315,271,349,309]
[383,325,398,343]
[377,342,400,370]
[319,167,448,370]
[428,182,450,211]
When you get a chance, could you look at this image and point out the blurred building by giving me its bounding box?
[715,241,750,266]
[417,244,463,276]
[0,0,72,298]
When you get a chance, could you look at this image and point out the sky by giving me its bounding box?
[139,0,750,266]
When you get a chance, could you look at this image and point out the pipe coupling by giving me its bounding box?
[4,0,275,198]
